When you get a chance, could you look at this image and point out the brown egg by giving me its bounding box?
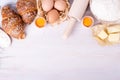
[55,0,66,1]
[46,9,60,24]
[42,0,54,12]
[54,0,67,11]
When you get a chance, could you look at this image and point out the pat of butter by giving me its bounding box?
[97,30,108,40]
[108,33,120,42]
[107,25,120,33]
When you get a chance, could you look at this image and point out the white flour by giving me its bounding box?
[90,0,120,22]
[0,29,11,48]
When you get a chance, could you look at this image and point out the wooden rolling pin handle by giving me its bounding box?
[63,17,77,39]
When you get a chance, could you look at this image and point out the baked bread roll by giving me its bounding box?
[16,0,37,24]
[1,6,25,39]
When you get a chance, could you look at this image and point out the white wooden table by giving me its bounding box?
[0,0,120,80]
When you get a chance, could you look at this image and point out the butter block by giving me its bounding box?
[108,33,120,42]
[107,25,120,33]
[97,30,108,40]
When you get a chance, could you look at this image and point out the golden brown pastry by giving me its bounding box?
[1,6,25,39]
[16,0,37,24]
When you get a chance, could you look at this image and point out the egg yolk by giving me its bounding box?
[83,16,93,27]
[35,17,46,28]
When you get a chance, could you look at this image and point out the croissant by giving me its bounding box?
[1,6,25,39]
[16,0,37,24]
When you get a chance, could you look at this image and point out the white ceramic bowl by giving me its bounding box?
[90,0,120,25]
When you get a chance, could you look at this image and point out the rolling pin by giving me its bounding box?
[63,0,89,39]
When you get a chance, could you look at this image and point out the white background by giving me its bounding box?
[0,0,120,80]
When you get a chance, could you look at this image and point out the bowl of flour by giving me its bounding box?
[90,0,120,24]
